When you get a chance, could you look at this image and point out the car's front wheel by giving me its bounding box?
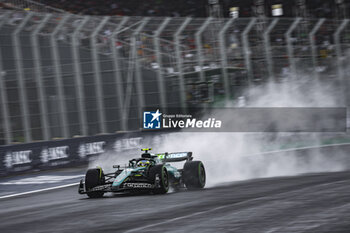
[85,168,105,198]
[149,165,169,194]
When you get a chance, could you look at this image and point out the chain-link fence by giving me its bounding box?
[0,9,350,145]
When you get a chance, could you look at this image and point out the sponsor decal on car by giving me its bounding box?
[167,152,188,159]
[91,184,112,191]
[123,183,154,188]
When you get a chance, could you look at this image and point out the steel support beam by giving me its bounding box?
[91,16,110,134]
[219,18,235,101]
[51,14,71,139]
[111,17,129,131]
[0,12,12,144]
[12,12,33,143]
[154,17,171,111]
[285,17,301,77]
[72,16,90,136]
[309,18,325,79]
[195,17,212,82]
[264,18,279,81]
[175,17,191,113]
[31,14,51,141]
[242,18,257,87]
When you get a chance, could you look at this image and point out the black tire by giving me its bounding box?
[85,168,105,198]
[148,165,169,194]
[183,161,206,190]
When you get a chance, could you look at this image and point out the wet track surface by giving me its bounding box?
[1,171,350,233]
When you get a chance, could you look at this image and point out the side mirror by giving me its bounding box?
[113,165,120,169]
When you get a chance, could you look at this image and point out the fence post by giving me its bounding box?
[242,18,257,87]
[309,18,325,79]
[219,18,235,102]
[51,14,71,139]
[285,17,301,78]
[195,17,212,82]
[31,14,52,141]
[175,17,191,113]
[0,12,12,144]
[72,16,90,136]
[123,18,150,127]
[91,16,110,134]
[12,12,33,143]
[334,19,350,110]
[111,17,129,132]
[154,17,171,112]
[264,18,279,81]
[334,19,349,82]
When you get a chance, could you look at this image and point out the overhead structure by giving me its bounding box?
[295,0,307,18]
[207,0,223,18]
[254,0,266,39]
[335,0,348,19]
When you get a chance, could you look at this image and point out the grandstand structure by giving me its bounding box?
[0,1,350,144]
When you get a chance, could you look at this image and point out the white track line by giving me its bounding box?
[253,142,350,156]
[124,179,346,233]
[124,196,265,233]
[0,182,79,200]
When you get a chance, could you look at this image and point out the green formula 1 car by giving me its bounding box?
[78,148,206,198]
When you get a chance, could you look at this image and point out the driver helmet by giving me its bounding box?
[137,160,150,167]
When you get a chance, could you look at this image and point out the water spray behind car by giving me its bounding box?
[90,52,350,189]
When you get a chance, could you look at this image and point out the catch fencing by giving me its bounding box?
[0,9,350,145]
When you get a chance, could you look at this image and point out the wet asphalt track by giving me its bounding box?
[1,170,350,233]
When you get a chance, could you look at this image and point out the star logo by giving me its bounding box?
[143,109,162,129]
[151,109,162,122]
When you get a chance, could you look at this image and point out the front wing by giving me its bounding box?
[78,179,159,194]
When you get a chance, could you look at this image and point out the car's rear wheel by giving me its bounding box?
[149,165,169,194]
[85,168,105,198]
[183,161,206,190]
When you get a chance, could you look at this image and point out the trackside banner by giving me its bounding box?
[0,131,170,177]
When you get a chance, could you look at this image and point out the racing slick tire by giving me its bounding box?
[183,161,206,190]
[148,165,169,194]
[85,168,105,198]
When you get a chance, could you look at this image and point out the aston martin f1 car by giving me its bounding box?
[78,148,206,198]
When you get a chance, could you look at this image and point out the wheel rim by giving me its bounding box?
[199,164,206,186]
[163,168,169,189]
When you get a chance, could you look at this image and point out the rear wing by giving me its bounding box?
[156,152,193,162]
